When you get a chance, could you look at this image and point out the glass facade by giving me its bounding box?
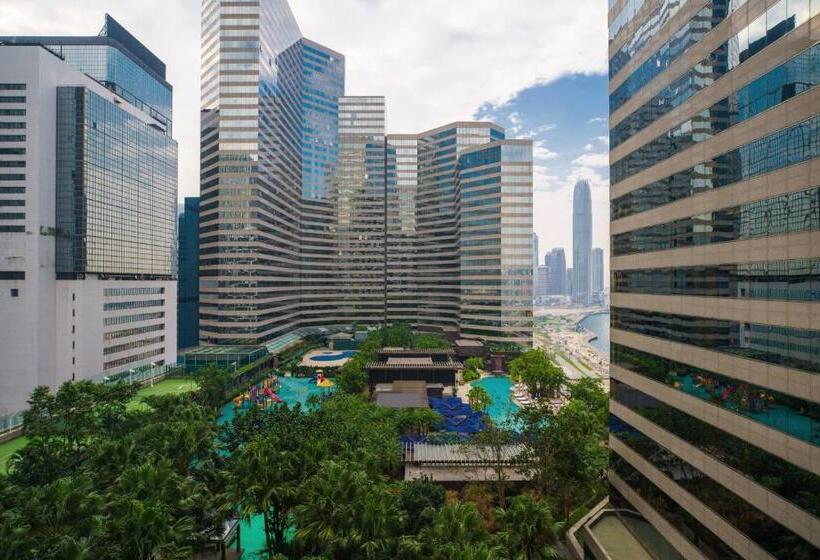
[200,1,533,346]
[457,140,533,344]
[613,259,820,301]
[608,0,820,554]
[612,344,820,445]
[613,187,820,256]
[55,87,177,278]
[610,410,818,558]
[177,197,200,349]
[572,180,592,305]
[612,115,820,219]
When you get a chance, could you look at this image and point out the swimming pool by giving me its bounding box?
[472,376,521,429]
[217,377,331,426]
[308,350,357,362]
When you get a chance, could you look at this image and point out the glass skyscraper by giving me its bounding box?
[200,0,533,347]
[178,198,200,349]
[608,0,820,558]
[572,180,593,305]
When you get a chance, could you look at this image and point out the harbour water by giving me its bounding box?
[579,312,610,356]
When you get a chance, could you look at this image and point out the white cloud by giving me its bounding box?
[533,140,558,161]
[572,152,609,168]
[588,116,607,124]
[595,135,610,145]
[0,0,608,203]
[583,143,594,151]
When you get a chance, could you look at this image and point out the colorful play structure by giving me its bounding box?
[314,371,335,388]
[232,372,335,410]
[233,375,282,410]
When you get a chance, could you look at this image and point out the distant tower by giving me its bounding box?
[545,248,567,295]
[592,247,604,296]
[532,232,540,268]
[572,180,592,305]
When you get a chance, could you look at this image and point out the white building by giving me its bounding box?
[0,19,178,420]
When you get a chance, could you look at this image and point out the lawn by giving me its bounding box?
[0,378,200,473]
[126,378,200,411]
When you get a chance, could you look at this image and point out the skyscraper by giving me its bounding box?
[532,232,540,268]
[545,248,567,295]
[0,16,178,418]
[178,198,200,349]
[200,0,533,347]
[608,0,820,557]
[572,180,592,305]
[591,247,604,296]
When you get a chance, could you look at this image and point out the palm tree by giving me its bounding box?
[495,494,563,560]
[230,438,300,554]
[419,502,491,559]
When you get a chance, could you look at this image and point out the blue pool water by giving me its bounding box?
[308,350,357,362]
[472,376,521,429]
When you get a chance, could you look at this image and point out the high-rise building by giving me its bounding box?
[608,0,820,558]
[532,232,540,268]
[0,16,178,419]
[535,266,549,298]
[200,0,533,347]
[591,247,604,296]
[545,247,567,295]
[178,198,200,349]
[572,180,592,305]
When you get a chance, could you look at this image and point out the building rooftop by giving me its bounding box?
[374,392,429,409]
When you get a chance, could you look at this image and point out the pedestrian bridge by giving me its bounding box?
[402,442,529,482]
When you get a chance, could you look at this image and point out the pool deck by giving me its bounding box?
[300,348,355,368]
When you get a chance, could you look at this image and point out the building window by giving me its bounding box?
[10,288,18,297]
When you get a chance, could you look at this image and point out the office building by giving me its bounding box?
[545,247,567,295]
[591,247,604,296]
[572,180,592,305]
[178,198,200,349]
[200,0,533,347]
[608,0,820,558]
[0,16,178,419]
[535,266,549,298]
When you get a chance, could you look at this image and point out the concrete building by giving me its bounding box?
[200,0,533,347]
[0,16,177,420]
[572,180,592,305]
[178,197,200,349]
[608,0,820,558]
[532,232,540,268]
[535,266,549,298]
[545,247,567,295]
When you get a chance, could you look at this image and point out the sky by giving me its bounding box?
[0,0,610,268]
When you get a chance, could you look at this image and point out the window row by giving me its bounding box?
[613,187,820,256]
[611,115,820,220]
[611,0,818,148]
[613,259,820,301]
[610,406,819,558]
[612,343,820,446]
[612,307,820,373]
[612,42,820,184]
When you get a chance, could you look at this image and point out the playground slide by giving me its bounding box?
[263,386,283,403]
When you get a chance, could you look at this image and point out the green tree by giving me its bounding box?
[464,357,484,371]
[568,377,608,435]
[398,478,445,533]
[194,365,234,410]
[518,400,607,521]
[418,503,492,559]
[336,358,368,394]
[230,437,301,555]
[467,386,493,412]
[294,460,406,560]
[496,494,563,560]
[508,349,566,400]
[412,333,452,350]
[469,424,515,507]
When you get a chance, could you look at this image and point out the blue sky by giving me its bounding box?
[475,74,611,266]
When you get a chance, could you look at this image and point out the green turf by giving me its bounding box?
[127,378,199,411]
[0,436,27,475]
